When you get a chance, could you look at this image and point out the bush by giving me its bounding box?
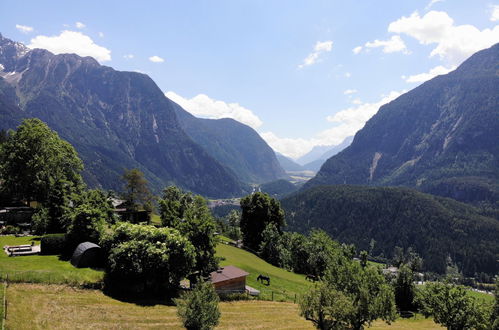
[40,233,67,255]
[175,280,221,330]
[1,225,21,235]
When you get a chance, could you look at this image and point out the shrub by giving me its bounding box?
[40,233,67,255]
[175,280,221,330]
[1,225,21,235]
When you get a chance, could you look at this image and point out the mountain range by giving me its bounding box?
[0,33,286,198]
[277,136,353,173]
[306,43,499,206]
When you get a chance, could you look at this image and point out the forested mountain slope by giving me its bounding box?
[282,185,499,276]
[172,103,287,184]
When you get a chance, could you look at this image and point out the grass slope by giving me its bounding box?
[6,283,313,329]
[216,242,311,301]
[0,236,103,285]
[6,283,444,329]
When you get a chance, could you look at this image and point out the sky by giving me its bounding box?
[1,0,499,159]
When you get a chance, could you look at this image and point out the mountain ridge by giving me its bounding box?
[305,43,499,205]
[0,33,248,197]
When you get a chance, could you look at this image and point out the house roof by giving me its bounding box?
[210,265,249,284]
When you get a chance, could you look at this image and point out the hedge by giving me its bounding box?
[40,233,67,255]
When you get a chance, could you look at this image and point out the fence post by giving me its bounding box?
[294,294,296,304]
[271,291,274,301]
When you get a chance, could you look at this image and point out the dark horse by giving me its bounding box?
[257,274,270,285]
[305,274,318,282]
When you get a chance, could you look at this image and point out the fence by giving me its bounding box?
[216,288,299,303]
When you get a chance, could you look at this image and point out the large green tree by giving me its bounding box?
[301,254,396,330]
[0,119,84,233]
[416,282,491,330]
[101,222,195,296]
[300,281,354,330]
[239,192,285,252]
[0,118,83,204]
[159,186,219,275]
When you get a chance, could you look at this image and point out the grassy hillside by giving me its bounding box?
[6,283,443,329]
[216,241,311,301]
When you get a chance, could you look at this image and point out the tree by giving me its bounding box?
[301,259,396,330]
[0,119,84,233]
[359,250,368,268]
[101,222,195,296]
[121,168,153,212]
[65,190,115,253]
[259,222,290,267]
[394,264,416,312]
[175,280,221,330]
[416,282,491,330]
[159,186,218,275]
[225,209,241,240]
[300,282,353,330]
[492,277,499,330]
[0,118,83,205]
[239,192,285,252]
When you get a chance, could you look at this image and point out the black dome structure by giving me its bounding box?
[70,242,103,268]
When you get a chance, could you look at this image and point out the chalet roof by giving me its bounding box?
[210,265,249,284]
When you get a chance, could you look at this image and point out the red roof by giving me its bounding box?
[210,265,249,284]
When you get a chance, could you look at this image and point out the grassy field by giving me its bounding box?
[6,283,443,330]
[0,236,103,285]
[5,283,313,329]
[216,241,311,302]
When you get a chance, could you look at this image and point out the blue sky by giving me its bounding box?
[1,0,498,158]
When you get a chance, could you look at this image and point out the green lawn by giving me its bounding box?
[216,241,312,302]
[0,235,103,286]
[468,289,494,303]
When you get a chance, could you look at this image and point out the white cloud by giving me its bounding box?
[403,65,455,83]
[149,55,164,63]
[261,91,404,159]
[98,32,104,38]
[389,11,499,65]
[352,46,362,54]
[352,99,362,105]
[344,72,351,78]
[491,5,499,22]
[326,90,403,135]
[28,30,111,62]
[75,22,86,29]
[425,0,444,10]
[298,40,333,68]
[364,35,410,54]
[165,91,263,129]
[260,132,319,160]
[123,54,134,59]
[343,89,358,95]
[15,24,33,34]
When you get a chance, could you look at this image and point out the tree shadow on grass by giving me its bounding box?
[102,287,178,306]
[101,275,179,306]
